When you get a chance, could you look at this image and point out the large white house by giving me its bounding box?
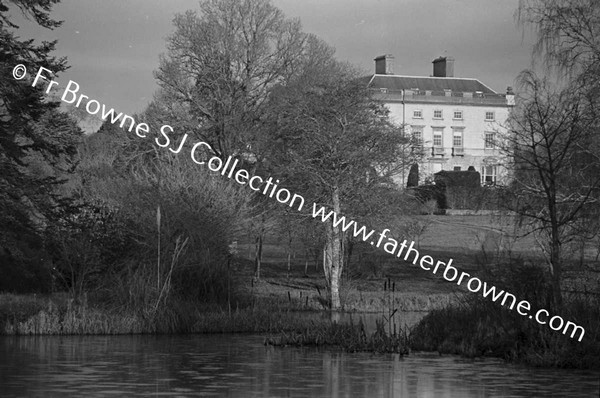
[368,54,514,186]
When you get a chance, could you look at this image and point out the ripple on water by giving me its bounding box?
[0,334,598,397]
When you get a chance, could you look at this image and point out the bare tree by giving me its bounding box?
[518,0,600,79]
[154,0,307,158]
[262,55,416,309]
[500,70,600,306]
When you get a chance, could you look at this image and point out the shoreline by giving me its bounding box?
[2,292,598,370]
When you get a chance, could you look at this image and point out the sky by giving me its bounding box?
[9,0,535,126]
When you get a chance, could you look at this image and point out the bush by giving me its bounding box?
[445,186,481,209]
[407,163,419,187]
[410,258,600,369]
[71,128,256,313]
[445,184,508,210]
[411,184,446,211]
[97,157,252,309]
[46,202,130,299]
[0,256,52,294]
[434,170,480,189]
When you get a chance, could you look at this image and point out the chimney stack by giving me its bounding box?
[506,86,515,106]
[432,56,454,77]
[374,54,394,75]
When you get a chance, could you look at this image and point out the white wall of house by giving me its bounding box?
[385,100,511,186]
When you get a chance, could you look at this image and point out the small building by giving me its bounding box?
[368,54,514,186]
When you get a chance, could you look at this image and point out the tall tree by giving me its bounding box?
[263,53,415,309]
[517,1,600,123]
[0,0,80,284]
[154,0,307,159]
[518,0,600,80]
[153,0,330,284]
[501,71,600,306]
[515,0,600,305]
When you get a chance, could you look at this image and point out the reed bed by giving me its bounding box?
[265,317,409,354]
[0,293,330,336]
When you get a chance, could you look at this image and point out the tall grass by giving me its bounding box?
[265,317,409,354]
[0,293,331,335]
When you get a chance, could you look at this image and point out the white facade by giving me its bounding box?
[369,55,514,186]
[387,98,510,185]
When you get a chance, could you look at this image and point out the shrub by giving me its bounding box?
[407,163,419,187]
[46,202,130,299]
[71,128,256,312]
[434,170,481,189]
[410,258,600,369]
[411,184,445,211]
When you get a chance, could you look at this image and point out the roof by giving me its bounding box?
[367,74,497,94]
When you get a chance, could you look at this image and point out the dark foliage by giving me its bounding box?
[434,170,481,189]
[410,258,600,369]
[0,0,81,291]
[410,184,446,211]
[407,163,419,187]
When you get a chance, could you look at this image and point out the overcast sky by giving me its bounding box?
[10,0,535,119]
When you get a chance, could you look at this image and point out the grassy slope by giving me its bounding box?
[235,214,543,312]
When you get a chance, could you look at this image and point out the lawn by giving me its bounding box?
[230,215,541,311]
[231,214,599,312]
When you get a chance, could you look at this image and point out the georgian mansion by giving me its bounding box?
[368,54,514,186]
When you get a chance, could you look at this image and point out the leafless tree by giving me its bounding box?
[518,0,600,79]
[154,0,307,158]
[263,57,416,309]
[500,70,600,306]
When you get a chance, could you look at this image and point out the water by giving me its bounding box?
[1,333,598,397]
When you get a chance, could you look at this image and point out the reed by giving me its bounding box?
[1,294,331,335]
[2,299,146,335]
[265,317,409,354]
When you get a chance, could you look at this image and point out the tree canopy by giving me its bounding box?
[0,0,81,290]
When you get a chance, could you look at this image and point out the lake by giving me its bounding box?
[1,332,598,397]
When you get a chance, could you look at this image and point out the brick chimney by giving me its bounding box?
[374,54,394,75]
[432,56,455,77]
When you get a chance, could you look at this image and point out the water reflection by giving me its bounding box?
[0,334,597,397]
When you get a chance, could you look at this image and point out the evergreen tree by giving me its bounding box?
[407,163,419,187]
[0,0,80,290]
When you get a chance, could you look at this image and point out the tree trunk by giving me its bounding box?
[254,233,263,280]
[548,185,563,308]
[323,186,344,310]
[287,229,292,279]
[550,223,562,307]
[304,255,309,276]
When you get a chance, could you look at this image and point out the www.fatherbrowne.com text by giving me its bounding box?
[19,65,586,342]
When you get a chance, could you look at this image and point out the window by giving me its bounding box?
[484,132,495,149]
[413,109,423,119]
[433,128,443,147]
[481,165,497,185]
[453,166,462,171]
[411,126,423,146]
[433,109,443,119]
[453,129,463,147]
[485,111,495,121]
[453,110,463,120]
